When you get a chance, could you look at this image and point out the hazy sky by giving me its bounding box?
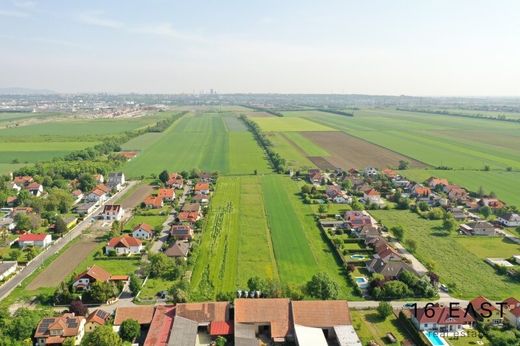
[1,0,520,95]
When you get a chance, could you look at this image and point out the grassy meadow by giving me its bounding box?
[253,117,337,132]
[369,210,520,299]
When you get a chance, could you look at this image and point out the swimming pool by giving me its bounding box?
[423,331,448,346]
[350,254,365,260]
[355,277,366,284]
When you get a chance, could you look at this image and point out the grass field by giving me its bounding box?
[121,133,162,151]
[124,112,270,177]
[266,132,316,170]
[456,237,520,259]
[369,210,520,299]
[401,169,520,206]
[297,108,520,170]
[191,175,355,299]
[282,132,329,156]
[0,141,96,164]
[252,117,337,132]
[351,310,414,345]
[0,162,27,174]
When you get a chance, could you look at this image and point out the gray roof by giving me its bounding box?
[367,258,414,278]
[164,241,190,257]
[168,316,198,346]
[234,323,259,346]
[0,261,17,275]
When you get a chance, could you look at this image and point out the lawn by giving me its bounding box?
[139,277,171,300]
[251,117,337,132]
[74,246,142,276]
[299,108,520,170]
[401,169,520,206]
[351,310,414,345]
[0,162,26,175]
[124,215,168,231]
[369,210,520,299]
[455,236,520,259]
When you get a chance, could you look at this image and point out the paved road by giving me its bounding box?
[150,185,191,253]
[0,181,137,302]
[348,296,469,310]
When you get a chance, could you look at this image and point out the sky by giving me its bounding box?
[1,0,520,95]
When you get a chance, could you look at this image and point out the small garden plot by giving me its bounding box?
[351,310,414,345]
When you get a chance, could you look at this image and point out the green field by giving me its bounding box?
[297,108,520,170]
[266,132,316,170]
[121,133,162,151]
[282,132,329,156]
[252,117,337,132]
[369,210,520,299]
[123,112,271,177]
[401,169,520,206]
[351,310,414,345]
[0,142,96,164]
[191,174,355,299]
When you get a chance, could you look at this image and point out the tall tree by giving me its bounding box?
[119,319,141,342]
[159,170,169,185]
[81,325,123,346]
[306,273,339,300]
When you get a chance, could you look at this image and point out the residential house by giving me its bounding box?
[308,169,324,185]
[468,296,503,326]
[374,243,402,262]
[357,225,380,240]
[107,172,125,191]
[0,261,17,281]
[234,298,292,343]
[71,189,83,205]
[291,300,361,346]
[427,177,449,189]
[503,297,520,329]
[382,168,398,179]
[72,264,128,291]
[448,207,467,221]
[325,185,342,200]
[167,173,184,188]
[101,204,124,221]
[170,225,194,240]
[460,221,498,236]
[18,233,51,248]
[26,182,44,196]
[411,306,474,332]
[366,258,414,280]
[8,182,22,194]
[194,182,210,195]
[479,198,505,210]
[34,314,86,346]
[333,195,352,204]
[164,240,190,259]
[363,189,382,205]
[13,175,33,186]
[344,211,373,230]
[157,188,175,202]
[113,306,155,328]
[445,185,468,203]
[178,211,201,224]
[119,151,138,161]
[182,203,201,213]
[6,196,17,207]
[363,167,379,177]
[74,202,96,216]
[105,235,143,255]
[143,195,164,209]
[132,223,154,240]
[412,185,431,198]
[85,309,111,333]
[498,213,520,227]
[192,193,210,204]
[86,184,110,203]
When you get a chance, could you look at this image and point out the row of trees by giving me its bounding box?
[397,107,520,124]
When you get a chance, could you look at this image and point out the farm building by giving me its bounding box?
[18,233,51,248]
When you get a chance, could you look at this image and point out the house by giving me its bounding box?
[6,196,17,207]
[0,261,17,281]
[93,174,104,184]
[85,309,111,333]
[460,221,498,236]
[363,189,382,205]
[382,168,398,179]
[503,297,520,329]
[105,235,143,255]
[72,265,109,290]
[132,223,154,240]
[157,188,175,201]
[344,211,373,230]
[308,169,324,185]
[34,313,86,346]
[479,198,505,210]
[498,213,520,227]
[194,182,210,195]
[143,305,175,346]
[325,185,342,199]
[468,296,503,326]
[357,225,380,240]
[113,306,155,327]
[74,202,97,216]
[182,202,201,213]
[71,189,83,204]
[291,300,361,346]
[448,207,467,221]
[411,306,474,332]
[107,172,125,191]
[178,212,201,223]
[363,167,379,177]
[170,225,194,240]
[366,258,414,280]
[101,204,124,221]
[444,185,468,202]
[413,185,431,198]
[166,173,184,188]
[143,195,164,209]
[18,233,51,248]
[427,177,449,189]
[192,193,210,204]
[26,182,44,196]
[118,151,138,161]
[374,244,401,262]
[333,195,352,204]
[172,302,232,342]
[164,240,190,259]
[9,181,22,193]
[234,298,292,343]
[86,184,110,203]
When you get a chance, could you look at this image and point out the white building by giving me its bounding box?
[18,233,52,248]
[101,205,124,221]
[105,235,143,256]
[0,261,17,281]
[498,213,520,227]
[107,172,125,191]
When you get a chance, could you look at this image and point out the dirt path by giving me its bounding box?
[26,236,99,290]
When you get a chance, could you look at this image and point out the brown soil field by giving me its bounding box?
[119,183,154,209]
[308,156,337,170]
[27,236,99,290]
[302,131,428,169]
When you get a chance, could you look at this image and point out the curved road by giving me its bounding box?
[0,181,137,302]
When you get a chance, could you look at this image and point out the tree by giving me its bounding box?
[481,206,492,218]
[417,201,430,212]
[443,217,457,233]
[82,325,123,346]
[128,274,142,296]
[318,204,328,214]
[63,337,76,346]
[69,300,88,316]
[26,247,38,261]
[380,280,412,299]
[7,249,21,261]
[477,186,485,197]
[377,301,393,319]
[396,197,410,210]
[215,336,227,346]
[306,273,339,300]
[427,208,445,220]
[119,319,140,342]
[14,213,32,231]
[87,281,117,303]
[148,253,172,278]
[78,174,96,193]
[55,216,68,235]
[398,160,409,170]
[159,170,169,185]
[390,226,404,241]
[247,276,268,292]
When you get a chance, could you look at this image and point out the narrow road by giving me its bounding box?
[150,184,191,253]
[0,181,138,302]
[348,296,469,310]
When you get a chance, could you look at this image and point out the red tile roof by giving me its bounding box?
[102,204,121,213]
[178,211,199,223]
[209,321,233,335]
[95,184,110,193]
[364,188,380,196]
[176,302,229,323]
[133,223,153,234]
[158,188,175,199]
[415,306,474,325]
[291,300,351,327]
[194,182,210,191]
[107,235,142,248]
[144,306,175,346]
[75,265,111,283]
[86,309,110,326]
[469,296,496,316]
[235,298,291,339]
[19,233,49,242]
[114,306,155,325]
[144,195,163,208]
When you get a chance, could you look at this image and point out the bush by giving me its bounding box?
[377,301,393,319]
